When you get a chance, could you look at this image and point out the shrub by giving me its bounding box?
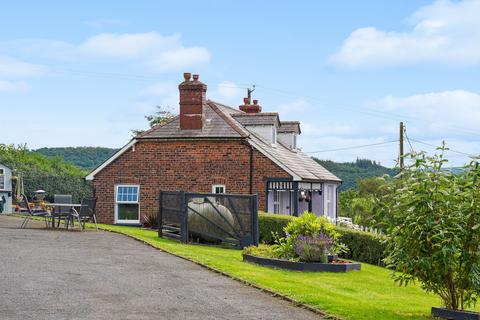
[381,147,480,311]
[243,244,280,259]
[258,211,387,266]
[336,226,386,266]
[270,212,346,262]
[258,211,294,244]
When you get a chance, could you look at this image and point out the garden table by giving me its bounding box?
[47,203,84,229]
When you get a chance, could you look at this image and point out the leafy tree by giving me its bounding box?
[131,105,176,136]
[380,147,480,311]
[338,176,389,229]
[0,144,91,202]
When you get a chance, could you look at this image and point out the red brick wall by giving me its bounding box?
[92,139,291,224]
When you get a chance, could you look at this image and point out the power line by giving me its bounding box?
[403,126,415,153]
[51,67,480,138]
[306,140,398,154]
[255,85,480,138]
[408,138,477,158]
[54,68,250,89]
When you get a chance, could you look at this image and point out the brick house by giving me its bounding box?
[86,73,341,225]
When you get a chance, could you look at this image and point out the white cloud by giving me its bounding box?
[330,0,480,67]
[80,32,179,58]
[0,32,211,72]
[0,80,29,93]
[372,89,480,135]
[147,47,211,71]
[79,32,210,71]
[0,56,47,77]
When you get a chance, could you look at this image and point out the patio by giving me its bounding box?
[0,215,320,320]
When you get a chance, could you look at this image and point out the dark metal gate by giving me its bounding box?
[159,191,258,248]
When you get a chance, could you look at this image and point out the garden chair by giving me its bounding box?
[51,194,72,228]
[20,194,50,229]
[67,197,97,231]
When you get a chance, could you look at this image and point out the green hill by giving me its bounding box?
[314,158,397,190]
[34,147,118,171]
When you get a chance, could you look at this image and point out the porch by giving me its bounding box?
[265,180,337,221]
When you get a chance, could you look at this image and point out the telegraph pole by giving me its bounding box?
[399,122,404,172]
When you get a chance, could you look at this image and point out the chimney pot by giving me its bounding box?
[183,72,191,81]
[193,74,199,81]
[243,97,249,104]
[253,99,258,105]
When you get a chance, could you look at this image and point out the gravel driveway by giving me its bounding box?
[0,215,321,320]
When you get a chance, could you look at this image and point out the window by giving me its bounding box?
[0,169,4,190]
[271,127,277,146]
[212,184,226,194]
[292,134,297,150]
[115,185,140,223]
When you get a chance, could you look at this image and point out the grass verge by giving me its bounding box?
[95,224,441,320]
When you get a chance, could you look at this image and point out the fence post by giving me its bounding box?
[180,192,188,243]
[158,192,163,238]
[251,194,259,246]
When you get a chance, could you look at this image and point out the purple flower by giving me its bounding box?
[293,233,333,262]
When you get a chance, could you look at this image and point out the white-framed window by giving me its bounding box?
[212,184,226,194]
[271,126,277,146]
[115,185,140,224]
[0,169,4,190]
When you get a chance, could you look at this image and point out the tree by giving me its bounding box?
[131,105,176,136]
[380,147,480,311]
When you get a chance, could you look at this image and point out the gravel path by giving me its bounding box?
[0,215,321,320]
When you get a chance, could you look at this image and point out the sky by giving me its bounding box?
[1,0,479,167]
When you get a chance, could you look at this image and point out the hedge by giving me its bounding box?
[258,212,387,266]
[335,226,387,266]
[258,212,295,244]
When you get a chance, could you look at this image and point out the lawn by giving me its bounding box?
[96,224,442,320]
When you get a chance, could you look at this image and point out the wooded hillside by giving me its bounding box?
[34,147,118,170]
[314,158,397,190]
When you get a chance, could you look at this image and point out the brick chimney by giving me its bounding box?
[179,72,207,130]
[239,98,262,113]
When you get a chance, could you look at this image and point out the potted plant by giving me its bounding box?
[380,146,480,319]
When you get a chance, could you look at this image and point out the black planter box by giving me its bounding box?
[432,307,480,320]
[243,254,361,272]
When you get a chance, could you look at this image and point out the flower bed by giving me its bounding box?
[243,253,361,272]
[243,212,362,273]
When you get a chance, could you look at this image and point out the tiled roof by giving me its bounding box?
[134,100,340,182]
[138,102,244,139]
[231,113,280,126]
[248,133,341,182]
[278,121,301,134]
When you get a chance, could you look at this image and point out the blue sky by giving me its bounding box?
[1,0,479,167]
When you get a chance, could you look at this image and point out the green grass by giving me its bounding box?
[95,224,442,320]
